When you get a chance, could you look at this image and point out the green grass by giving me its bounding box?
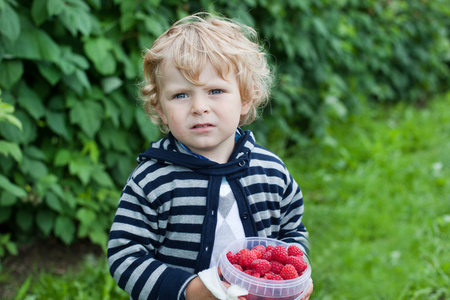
[9,254,129,300]
[285,92,450,299]
[6,92,450,299]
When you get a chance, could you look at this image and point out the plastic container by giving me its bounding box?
[218,237,312,300]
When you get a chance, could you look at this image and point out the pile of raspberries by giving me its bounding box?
[226,244,307,280]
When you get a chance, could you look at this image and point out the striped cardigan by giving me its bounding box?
[107,129,309,300]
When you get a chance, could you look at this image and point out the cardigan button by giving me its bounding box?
[239,160,246,167]
[240,212,249,220]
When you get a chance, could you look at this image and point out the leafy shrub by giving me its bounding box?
[0,0,449,251]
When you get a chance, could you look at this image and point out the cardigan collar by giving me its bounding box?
[137,128,254,176]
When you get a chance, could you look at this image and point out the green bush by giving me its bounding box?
[0,0,449,251]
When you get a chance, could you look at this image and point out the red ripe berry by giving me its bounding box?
[251,259,271,275]
[266,245,275,252]
[287,245,304,257]
[244,270,261,278]
[239,248,258,269]
[233,264,243,271]
[272,274,284,280]
[252,245,266,256]
[285,256,307,274]
[280,264,299,280]
[227,251,239,264]
[270,261,285,274]
[252,249,262,259]
[244,270,253,275]
[262,250,273,261]
[272,245,288,264]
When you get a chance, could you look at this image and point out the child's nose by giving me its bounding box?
[191,95,210,114]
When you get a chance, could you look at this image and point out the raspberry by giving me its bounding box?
[252,245,266,256]
[252,249,262,259]
[285,256,307,274]
[262,250,272,261]
[270,260,285,274]
[251,259,271,275]
[287,244,303,257]
[272,245,288,264]
[244,269,261,278]
[239,248,258,269]
[266,245,275,252]
[272,274,283,280]
[263,272,282,280]
[233,264,243,271]
[280,264,299,280]
[227,251,239,264]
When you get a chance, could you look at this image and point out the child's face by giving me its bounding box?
[157,63,251,163]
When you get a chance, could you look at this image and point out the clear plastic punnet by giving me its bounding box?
[218,237,312,300]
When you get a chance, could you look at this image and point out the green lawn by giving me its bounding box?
[285,92,450,299]
[6,92,450,299]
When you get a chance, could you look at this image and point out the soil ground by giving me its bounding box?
[0,238,103,299]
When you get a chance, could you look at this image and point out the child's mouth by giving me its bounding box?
[193,124,213,129]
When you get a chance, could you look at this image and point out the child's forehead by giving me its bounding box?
[160,55,235,80]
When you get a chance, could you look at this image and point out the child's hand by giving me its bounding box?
[300,280,313,300]
[186,276,220,300]
[187,266,248,300]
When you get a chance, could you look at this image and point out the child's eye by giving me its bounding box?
[173,93,188,99]
[210,89,223,95]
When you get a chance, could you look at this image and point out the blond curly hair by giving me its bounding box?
[140,12,273,133]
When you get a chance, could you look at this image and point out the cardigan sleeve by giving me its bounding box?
[278,167,310,255]
[107,177,195,300]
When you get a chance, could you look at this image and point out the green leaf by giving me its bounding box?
[54,149,72,166]
[16,210,34,232]
[75,69,91,91]
[84,37,117,75]
[68,156,95,185]
[99,127,129,153]
[101,77,123,94]
[76,208,96,225]
[31,0,49,26]
[48,0,93,36]
[0,174,27,198]
[136,108,160,142]
[6,28,61,62]
[17,83,46,120]
[69,100,103,138]
[88,227,108,249]
[47,0,65,16]
[0,2,20,42]
[36,209,54,236]
[20,157,48,180]
[0,110,37,144]
[0,141,22,162]
[46,111,71,140]
[54,215,76,245]
[5,240,18,256]
[92,167,115,188]
[120,12,136,32]
[25,146,47,161]
[0,191,18,206]
[37,62,61,86]
[136,12,165,36]
[0,60,24,90]
[46,192,63,213]
[14,275,32,300]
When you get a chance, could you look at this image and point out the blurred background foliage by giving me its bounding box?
[0,0,449,272]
